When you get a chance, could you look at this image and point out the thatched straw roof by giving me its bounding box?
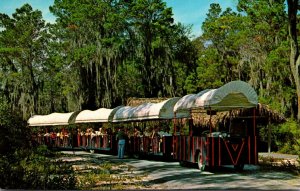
[127,97,286,128]
[127,97,169,106]
[191,103,285,129]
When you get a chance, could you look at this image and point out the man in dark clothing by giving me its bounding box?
[116,127,127,159]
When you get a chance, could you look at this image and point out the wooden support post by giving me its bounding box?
[268,115,271,153]
[209,108,212,133]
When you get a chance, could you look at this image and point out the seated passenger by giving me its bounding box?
[134,127,141,137]
[77,129,81,147]
[151,127,160,153]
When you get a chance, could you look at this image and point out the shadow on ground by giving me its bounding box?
[61,151,300,190]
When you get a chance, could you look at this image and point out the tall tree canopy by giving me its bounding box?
[49,0,196,110]
[50,0,131,110]
[0,4,49,119]
[126,0,175,97]
[185,0,296,118]
[1,0,300,122]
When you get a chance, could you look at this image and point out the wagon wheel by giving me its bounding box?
[234,155,245,171]
[197,152,206,171]
[133,154,139,159]
[234,163,244,171]
[179,161,188,167]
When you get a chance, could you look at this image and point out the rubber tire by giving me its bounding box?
[133,154,139,159]
[234,163,244,171]
[179,161,188,167]
[197,152,205,171]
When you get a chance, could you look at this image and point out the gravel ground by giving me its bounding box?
[62,151,300,190]
[259,152,299,160]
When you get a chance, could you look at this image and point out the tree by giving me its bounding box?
[126,0,176,97]
[287,0,300,121]
[237,0,293,116]
[50,0,131,109]
[0,4,49,119]
[192,4,244,90]
[50,0,194,107]
[172,23,199,95]
[191,1,294,117]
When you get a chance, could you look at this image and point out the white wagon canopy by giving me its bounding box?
[28,112,75,127]
[74,106,122,123]
[113,97,190,122]
[174,80,258,112]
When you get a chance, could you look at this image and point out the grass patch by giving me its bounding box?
[258,155,300,175]
[58,153,149,190]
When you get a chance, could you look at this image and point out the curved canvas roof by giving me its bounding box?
[74,106,122,123]
[28,112,75,127]
[113,97,190,122]
[174,81,258,112]
[147,97,190,119]
[112,106,134,122]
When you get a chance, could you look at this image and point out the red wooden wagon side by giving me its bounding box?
[172,80,258,171]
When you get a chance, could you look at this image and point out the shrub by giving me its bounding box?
[276,120,300,155]
[259,119,300,155]
[0,98,77,189]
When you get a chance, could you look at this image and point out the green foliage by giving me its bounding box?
[0,144,77,190]
[196,0,297,120]
[198,4,247,85]
[275,120,300,155]
[0,98,29,156]
[236,0,292,115]
[0,0,299,154]
[0,98,77,189]
[0,4,50,119]
[0,0,298,121]
[259,119,300,155]
[117,61,144,103]
[77,171,110,189]
[194,48,224,90]
[127,0,178,97]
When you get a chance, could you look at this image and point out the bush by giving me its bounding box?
[259,119,300,155]
[276,120,300,155]
[0,98,30,156]
[0,98,77,189]
[0,145,77,189]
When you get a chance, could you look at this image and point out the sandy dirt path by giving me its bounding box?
[62,151,300,190]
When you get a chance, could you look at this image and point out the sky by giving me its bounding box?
[165,0,237,37]
[0,0,56,23]
[0,0,237,37]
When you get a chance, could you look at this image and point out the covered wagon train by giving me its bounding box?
[28,80,272,171]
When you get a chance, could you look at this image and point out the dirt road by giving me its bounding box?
[62,151,300,190]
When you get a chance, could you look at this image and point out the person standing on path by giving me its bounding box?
[116,127,127,159]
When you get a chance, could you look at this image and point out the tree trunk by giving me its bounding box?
[80,63,97,110]
[287,0,300,121]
